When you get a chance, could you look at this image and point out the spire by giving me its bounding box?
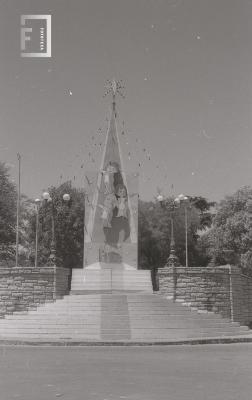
[100,79,126,174]
[85,80,137,247]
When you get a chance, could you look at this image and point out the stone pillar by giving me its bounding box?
[158,265,177,301]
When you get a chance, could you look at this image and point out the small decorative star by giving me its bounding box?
[103,79,125,99]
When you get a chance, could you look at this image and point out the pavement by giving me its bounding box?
[0,344,252,400]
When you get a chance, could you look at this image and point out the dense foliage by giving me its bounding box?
[0,162,16,240]
[138,196,215,269]
[26,187,215,270]
[2,158,250,274]
[198,186,252,274]
[27,182,85,268]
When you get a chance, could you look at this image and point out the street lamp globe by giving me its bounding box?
[42,192,50,201]
[156,194,164,203]
[178,193,188,202]
[63,193,70,202]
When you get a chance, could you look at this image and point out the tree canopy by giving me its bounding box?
[0,162,18,260]
[198,186,252,273]
[138,196,215,269]
[26,182,85,268]
[5,156,248,274]
[0,162,16,243]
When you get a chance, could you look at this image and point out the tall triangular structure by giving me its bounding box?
[84,81,138,269]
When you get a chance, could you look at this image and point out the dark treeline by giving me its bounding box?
[1,162,252,275]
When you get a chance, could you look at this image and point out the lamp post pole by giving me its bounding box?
[42,191,71,263]
[157,192,190,268]
[157,194,179,301]
[176,194,189,268]
[168,207,178,268]
[15,153,21,268]
[50,201,56,262]
[157,194,179,268]
[34,198,41,268]
[185,204,188,268]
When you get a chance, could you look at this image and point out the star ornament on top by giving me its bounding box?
[103,79,125,99]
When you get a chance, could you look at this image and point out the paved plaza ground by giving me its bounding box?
[0,344,251,400]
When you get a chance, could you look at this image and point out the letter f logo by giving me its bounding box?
[21,27,32,51]
[20,15,51,58]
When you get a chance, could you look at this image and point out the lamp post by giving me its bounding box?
[175,194,190,268]
[42,191,70,263]
[34,198,41,268]
[157,193,180,302]
[15,153,21,268]
[157,194,179,268]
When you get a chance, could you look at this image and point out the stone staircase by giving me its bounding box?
[0,293,249,341]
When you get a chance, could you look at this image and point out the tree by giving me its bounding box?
[138,197,206,268]
[189,196,216,267]
[0,162,17,261]
[138,205,160,269]
[26,181,85,268]
[189,196,216,231]
[0,162,16,242]
[0,161,36,264]
[199,186,252,273]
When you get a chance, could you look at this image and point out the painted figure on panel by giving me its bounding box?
[99,162,130,261]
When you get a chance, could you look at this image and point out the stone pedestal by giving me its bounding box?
[71,264,153,293]
[158,265,177,301]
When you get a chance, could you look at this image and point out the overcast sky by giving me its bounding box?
[0,0,251,202]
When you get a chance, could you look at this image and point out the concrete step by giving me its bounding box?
[70,281,153,284]
[71,278,152,281]
[55,331,250,340]
[0,334,101,339]
[70,286,153,290]
[3,322,240,332]
[72,270,151,275]
[71,268,153,293]
[1,316,246,328]
[0,293,249,342]
[0,324,246,333]
[1,332,248,340]
[7,312,232,322]
[0,330,248,339]
[70,290,150,294]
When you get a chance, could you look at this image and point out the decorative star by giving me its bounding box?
[103,79,125,99]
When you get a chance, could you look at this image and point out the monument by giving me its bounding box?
[84,80,138,269]
[71,80,153,292]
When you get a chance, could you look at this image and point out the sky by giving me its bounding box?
[0,0,252,203]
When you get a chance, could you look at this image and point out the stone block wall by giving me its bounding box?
[55,267,71,298]
[0,263,70,318]
[158,265,252,325]
[231,272,252,325]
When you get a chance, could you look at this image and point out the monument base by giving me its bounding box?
[71,265,153,293]
[85,242,138,269]
[85,262,136,270]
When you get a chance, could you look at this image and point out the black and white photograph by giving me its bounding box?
[0,1,252,399]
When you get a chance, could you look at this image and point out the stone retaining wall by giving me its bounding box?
[231,271,252,325]
[158,265,252,326]
[0,263,70,317]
